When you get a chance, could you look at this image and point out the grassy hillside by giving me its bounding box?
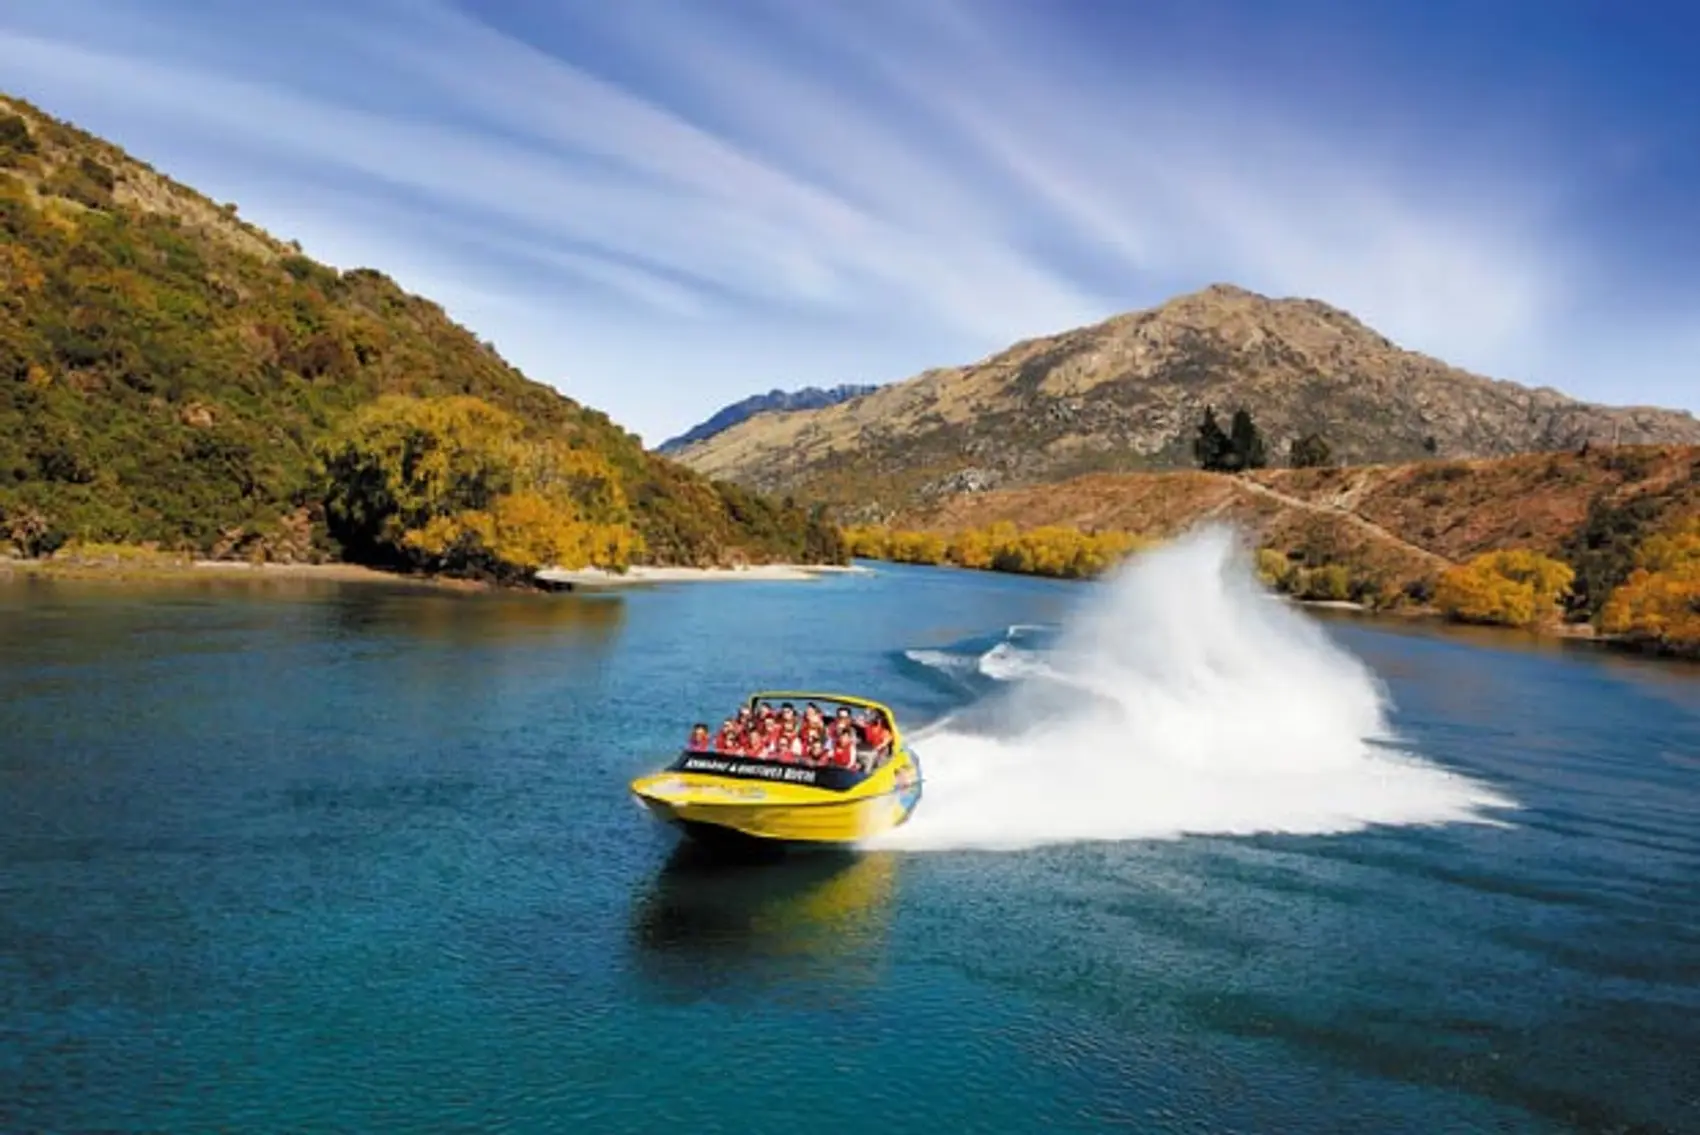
[895,445,1700,620]
[0,93,841,570]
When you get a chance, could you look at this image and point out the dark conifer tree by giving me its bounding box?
[1229,408,1268,470]
[1193,406,1233,471]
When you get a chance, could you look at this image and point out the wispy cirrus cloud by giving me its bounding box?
[0,0,1693,440]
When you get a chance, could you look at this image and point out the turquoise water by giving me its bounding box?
[2,554,1697,1133]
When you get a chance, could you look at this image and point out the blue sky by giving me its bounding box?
[1,0,1695,443]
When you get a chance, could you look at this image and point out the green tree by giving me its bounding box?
[1289,433,1331,468]
[1193,405,1232,471]
[1561,494,1664,620]
[1228,408,1268,471]
[316,394,639,581]
[2,504,65,558]
[0,112,37,166]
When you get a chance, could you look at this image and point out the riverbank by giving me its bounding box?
[0,552,488,591]
[854,551,1658,660]
[534,563,873,590]
[0,551,873,592]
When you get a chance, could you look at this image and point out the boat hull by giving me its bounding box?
[631,750,922,847]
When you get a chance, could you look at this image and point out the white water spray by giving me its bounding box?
[875,525,1514,851]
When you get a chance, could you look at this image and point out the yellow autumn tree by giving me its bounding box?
[1435,549,1574,628]
[842,525,891,560]
[947,527,995,570]
[887,529,949,564]
[1599,517,1700,657]
[317,394,640,581]
[844,520,1146,579]
[1256,548,1295,590]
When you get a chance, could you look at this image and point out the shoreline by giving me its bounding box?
[856,556,1678,660]
[0,555,487,591]
[0,555,873,592]
[533,563,873,589]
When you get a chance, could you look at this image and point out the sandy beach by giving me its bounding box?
[534,563,873,589]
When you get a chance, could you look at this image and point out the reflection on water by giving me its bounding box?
[321,587,627,647]
[1304,604,1588,656]
[629,843,899,1000]
[0,576,627,671]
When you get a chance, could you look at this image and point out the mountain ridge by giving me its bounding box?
[656,383,879,454]
[672,282,1700,519]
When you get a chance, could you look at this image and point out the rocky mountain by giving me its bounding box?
[0,92,838,566]
[656,383,879,454]
[672,284,1700,518]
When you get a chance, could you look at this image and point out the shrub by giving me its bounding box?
[0,112,37,167]
[2,504,66,558]
[1598,517,1700,657]
[1562,494,1665,619]
[1435,549,1574,628]
[1402,576,1437,605]
[316,394,639,582]
[1255,547,1294,590]
[1297,563,1352,602]
[1289,433,1332,468]
[847,520,1146,579]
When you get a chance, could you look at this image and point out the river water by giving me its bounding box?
[2,534,1696,1133]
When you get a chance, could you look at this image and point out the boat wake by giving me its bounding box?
[875,524,1515,852]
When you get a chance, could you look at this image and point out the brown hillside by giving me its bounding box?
[901,445,1700,605]
[674,284,1700,517]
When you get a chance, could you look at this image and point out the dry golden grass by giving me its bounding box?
[891,445,1700,604]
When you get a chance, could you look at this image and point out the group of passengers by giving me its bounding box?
[687,701,892,770]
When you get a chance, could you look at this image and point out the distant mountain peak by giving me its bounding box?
[656,383,880,453]
[668,285,1700,516]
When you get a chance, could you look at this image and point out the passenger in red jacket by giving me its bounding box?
[687,723,711,751]
[861,713,890,755]
[805,736,830,766]
[831,727,857,769]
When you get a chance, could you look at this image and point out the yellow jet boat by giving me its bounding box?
[629,691,923,847]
